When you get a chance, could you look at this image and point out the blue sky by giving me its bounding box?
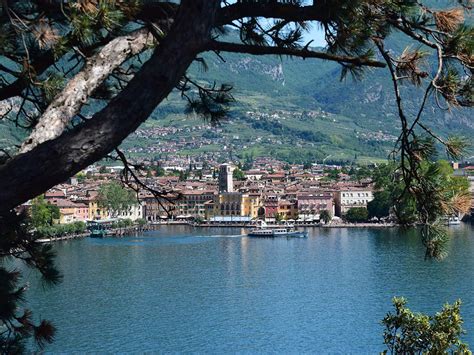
[225,0,327,47]
[303,25,326,47]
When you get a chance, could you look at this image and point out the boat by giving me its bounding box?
[247,221,308,238]
[87,219,116,238]
[446,216,461,225]
[89,228,107,238]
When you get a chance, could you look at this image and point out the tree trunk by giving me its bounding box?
[20,29,154,153]
[0,0,220,214]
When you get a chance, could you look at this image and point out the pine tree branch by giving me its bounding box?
[217,3,329,25]
[0,33,124,102]
[19,28,155,153]
[0,2,177,102]
[206,40,386,68]
[0,0,220,214]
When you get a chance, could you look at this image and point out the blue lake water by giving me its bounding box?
[22,224,474,353]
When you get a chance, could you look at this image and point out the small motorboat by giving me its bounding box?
[247,221,308,238]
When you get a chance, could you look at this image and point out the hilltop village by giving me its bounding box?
[22,157,474,227]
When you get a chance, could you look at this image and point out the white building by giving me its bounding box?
[109,204,144,221]
[334,188,374,216]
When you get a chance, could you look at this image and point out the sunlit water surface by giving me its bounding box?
[21,224,474,353]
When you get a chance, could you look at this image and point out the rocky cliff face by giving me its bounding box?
[228,57,285,83]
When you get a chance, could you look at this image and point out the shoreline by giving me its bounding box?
[151,221,398,229]
[36,225,152,243]
[43,221,467,243]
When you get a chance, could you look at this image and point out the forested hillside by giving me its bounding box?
[122,27,472,163]
[1,25,472,163]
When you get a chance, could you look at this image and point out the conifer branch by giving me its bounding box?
[206,40,386,68]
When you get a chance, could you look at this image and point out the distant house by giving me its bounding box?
[263,172,286,184]
[297,192,334,221]
[142,194,177,222]
[334,188,374,217]
[49,199,89,224]
[207,192,260,220]
[246,169,264,181]
[80,191,144,221]
[277,200,298,220]
[44,189,66,200]
[176,190,216,217]
[262,194,279,219]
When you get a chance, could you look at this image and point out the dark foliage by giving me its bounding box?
[0,211,61,353]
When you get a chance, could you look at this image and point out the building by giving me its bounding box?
[334,188,373,216]
[214,192,243,217]
[209,192,261,219]
[112,204,144,221]
[241,194,261,219]
[44,189,67,200]
[263,172,286,184]
[261,194,279,219]
[218,163,233,193]
[296,192,334,221]
[143,195,177,222]
[81,191,144,221]
[175,190,216,217]
[277,200,298,220]
[49,198,89,224]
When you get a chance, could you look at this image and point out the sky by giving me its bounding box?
[225,0,327,47]
[303,25,326,47]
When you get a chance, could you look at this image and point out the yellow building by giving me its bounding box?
[87,200,108,220]
[210,192,261,219]
[277,200,298,220]
[213,192,242,217]
[242,194,261,219]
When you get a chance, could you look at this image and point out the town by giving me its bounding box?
[22,156,474,235]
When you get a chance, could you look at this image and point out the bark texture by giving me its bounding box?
[0,2,177,102]
[0,0,220,213]
[20,28,154,153]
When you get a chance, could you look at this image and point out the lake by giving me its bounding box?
[23,223,474,353]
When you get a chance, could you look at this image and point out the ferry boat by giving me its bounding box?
[446,216,461,225]
[247,221,308,238]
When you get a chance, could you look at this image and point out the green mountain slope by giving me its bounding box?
[128,34,471,163]
[1,24,472,164]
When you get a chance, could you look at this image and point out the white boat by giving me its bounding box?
[446,216,461,225]
[247,221,308,238]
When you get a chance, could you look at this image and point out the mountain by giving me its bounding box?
[1,26,472,164]
[125,30,472,163]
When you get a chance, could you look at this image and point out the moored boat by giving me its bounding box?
[87,219,116,238]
